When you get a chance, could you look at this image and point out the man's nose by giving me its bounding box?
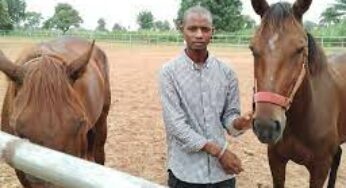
[195,29,203,38]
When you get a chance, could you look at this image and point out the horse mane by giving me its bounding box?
[258,2,327,76]
[14,55,82,117]
[306,33,327,75]
[259,2,296,32]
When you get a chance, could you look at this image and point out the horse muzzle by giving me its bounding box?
[253,117,284,144]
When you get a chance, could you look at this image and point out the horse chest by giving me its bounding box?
[276,136,315,166]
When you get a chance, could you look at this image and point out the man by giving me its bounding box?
[159,5,253,188]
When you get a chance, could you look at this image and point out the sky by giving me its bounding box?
[26,0,337,30]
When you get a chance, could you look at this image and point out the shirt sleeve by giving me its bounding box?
[159,66,208,152]
[221,70,243,137]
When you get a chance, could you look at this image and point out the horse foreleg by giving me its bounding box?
[93,91,110,165]
[307,157,332,188]
[15,170,32,188]
[268,147,288,188]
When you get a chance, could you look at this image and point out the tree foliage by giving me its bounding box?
[241,15,256,29]
[23,11,42,29]
[137,11,154,30]
[334,0,346,16]
[154,20,171,31]
[45,3,83,33]
[320,7,343,26]
[176,0,245,32]
[112,23,126,31]
[96,18,107,31]
[0,0,12,30]
[5,0,26,26]
[303,20,317,32]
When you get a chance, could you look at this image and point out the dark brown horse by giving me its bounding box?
[0,37,111,187]
[250,0,346,187]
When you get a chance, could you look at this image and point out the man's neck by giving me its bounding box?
[185,48,208,65]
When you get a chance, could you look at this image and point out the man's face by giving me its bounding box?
[182,13,213,51]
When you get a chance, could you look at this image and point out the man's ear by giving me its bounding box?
[211,27,215,39]
[179,24,184,32]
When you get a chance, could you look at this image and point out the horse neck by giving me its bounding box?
[287,44,331,130]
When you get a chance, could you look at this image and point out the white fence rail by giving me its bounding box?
[0,31,345,48]
[0,131,165,188]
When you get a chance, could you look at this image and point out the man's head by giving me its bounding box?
[181,6,214,51]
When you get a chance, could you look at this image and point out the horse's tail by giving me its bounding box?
[327,146,342,188]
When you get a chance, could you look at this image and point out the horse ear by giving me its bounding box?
[0,51,24,84]
[251,0,269,17]
[67,40,95,82]
[293,0,312,20]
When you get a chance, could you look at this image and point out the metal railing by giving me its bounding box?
[0,131,165,188]
[0,30,345,48]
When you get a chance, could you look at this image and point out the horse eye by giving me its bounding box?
[249,46,260,58]
[296,47,305,54]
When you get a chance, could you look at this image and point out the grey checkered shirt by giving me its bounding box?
[159,50,241,184]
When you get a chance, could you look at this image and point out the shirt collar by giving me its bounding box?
[182,49,213,70]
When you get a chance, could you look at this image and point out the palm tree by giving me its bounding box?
[334,0,346,16]
[319,7,343,26]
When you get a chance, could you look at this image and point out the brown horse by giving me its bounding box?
[0,37,111,187]
[250,0,346,187]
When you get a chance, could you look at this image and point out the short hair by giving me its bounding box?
[182,5,213,26]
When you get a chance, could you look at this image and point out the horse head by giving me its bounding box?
[250,0,312,144]
[0,41,95,187]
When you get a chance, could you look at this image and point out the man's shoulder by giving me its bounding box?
[161,53,185,73]
[211,56,235,75]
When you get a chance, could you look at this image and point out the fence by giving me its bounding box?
[0,131,165,188]
[0,30,345,48]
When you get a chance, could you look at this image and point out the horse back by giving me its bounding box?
[329,52,346,143]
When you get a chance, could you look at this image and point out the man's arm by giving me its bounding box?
[159,67,208,152]
[221,70,244,136]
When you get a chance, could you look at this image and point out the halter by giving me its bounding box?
[253,34,310,110]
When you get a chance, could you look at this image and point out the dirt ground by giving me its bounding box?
[0,39,345,188]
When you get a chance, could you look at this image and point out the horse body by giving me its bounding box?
[250,0,346,187]
[0,37,110,187]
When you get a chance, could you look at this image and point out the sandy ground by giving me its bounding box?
[0,39,345,188]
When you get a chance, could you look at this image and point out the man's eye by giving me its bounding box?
[201,27,211,32]
[188,27,197,32]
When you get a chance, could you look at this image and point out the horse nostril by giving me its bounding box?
[274,120,281,132]
[253,119,260,133]
[17,133,26,139]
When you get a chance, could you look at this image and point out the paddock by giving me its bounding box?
[0,38,345,187]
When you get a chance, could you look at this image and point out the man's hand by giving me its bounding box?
[202,142,243,175]
[233,111,253,131]
[219,148,243,174]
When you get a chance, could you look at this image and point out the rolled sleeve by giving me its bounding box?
[159,67,208,152]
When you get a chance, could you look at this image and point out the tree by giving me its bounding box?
[334,0,346,17]
[42,18,54,29]
[303,20,317,32]
[5,0,26,27]
[46,3,83,34]
[320,7,342,26]
[176,0,245,32]
[137,11,154,30]
[154,20,171,31]
[23,11,42,29]
[96,18,107,31]
[112,23,126,31]
[242,15,256,29]
[0,0,12,30]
